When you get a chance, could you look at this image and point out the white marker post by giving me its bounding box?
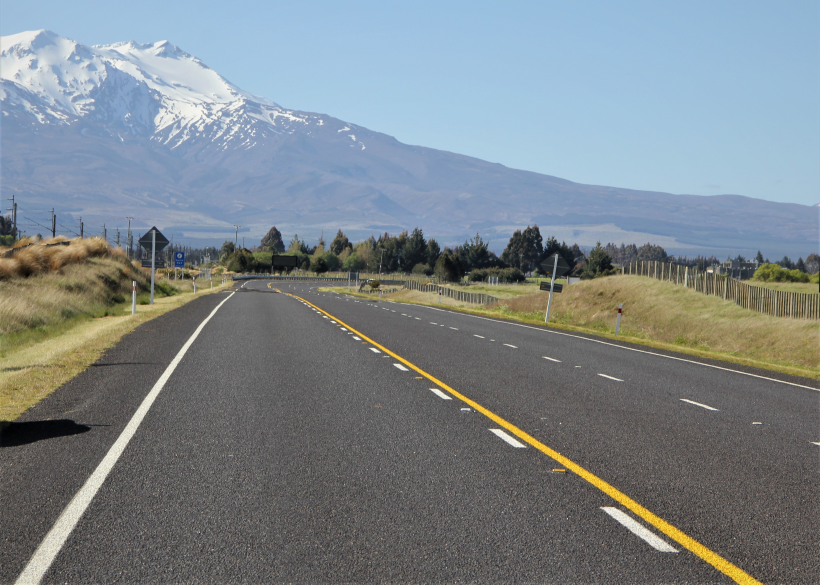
[193,277,197,294]
[545,254,558,322]
[150,229,156,305]
[438,290,442,304]
[131,281,136,315]
[615,303,623,335]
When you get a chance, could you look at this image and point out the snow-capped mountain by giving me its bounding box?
[0,30,813,257]
[1,30,364,152]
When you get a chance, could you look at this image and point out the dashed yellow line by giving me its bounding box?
[289,292,762,585]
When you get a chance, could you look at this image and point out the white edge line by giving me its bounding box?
[503,343,518,348]
[15,292,237,585]
[679,398,719,411]
[410,305,818,391]
[543,356,561,362]
[489,428,526,448]
[598,373,623,382]
[429,388,452,400]
[393,364,409,371]
[600,507,678,552]
[474,335,485,338]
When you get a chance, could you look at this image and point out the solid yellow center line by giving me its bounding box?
[288,293,762,585]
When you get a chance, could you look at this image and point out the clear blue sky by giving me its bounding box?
[3,0,818,206]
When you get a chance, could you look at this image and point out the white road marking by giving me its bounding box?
[401,313,407,316]
[680,399,719,411]
[340,328,348,331]
[449,327,458,330]
[352,336,361,341]
[600,507,678,552]
[429,388,452,400]
[330,320,337,324]
[369,348,382,353]
[424,308,819,392]
[322,316,328,319]
[474,334,485,339]
[598,373,623,381]
[543,356,562,362]
[430,322,437,325]
[503,343,517,349]
[415,317,421,320]
[393,364,409,371]
[489,428,526,448]
[14,293,237,585]
[812,442,820,446]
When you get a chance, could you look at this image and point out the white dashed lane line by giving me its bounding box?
[429,388,452,400]
[449,327,458,330]
[352,336,361,341]
[393,364,410,372]
[598,373,623,381]
[489,428,526,448]
[503,344,517,349]
[600,507,678,553]
[369,348,382,354]
[474,335,485,339]
[543,356,561,362]
[679,399,719,411]
[430,322,437,325]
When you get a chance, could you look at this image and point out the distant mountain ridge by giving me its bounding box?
[1,30,815,257]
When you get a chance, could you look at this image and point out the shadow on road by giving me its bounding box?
[0,419,91,447]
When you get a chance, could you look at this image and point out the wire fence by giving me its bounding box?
[626,260,819,320]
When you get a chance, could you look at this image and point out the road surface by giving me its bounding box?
[2,279,817,584]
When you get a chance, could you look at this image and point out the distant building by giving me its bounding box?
[707,258,759,280]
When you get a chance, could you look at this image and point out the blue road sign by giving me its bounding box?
[174,251,186,268]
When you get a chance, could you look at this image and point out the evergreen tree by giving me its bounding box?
[261,226,285,254]
[402,227,427,269]
[755,250,765,264]
[795,257,806,273]
[329,229,351,255]
[501,225,543,271]
[426,238,441,267]
[458,233,491,271]
[581,242,615,279]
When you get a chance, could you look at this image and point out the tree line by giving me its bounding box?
[216,224,819,282]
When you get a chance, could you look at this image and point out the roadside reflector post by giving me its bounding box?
[131,281,136,315]
[545,254,558,322]
[615,303,623,335]
[439,290,442,304]
[150,229,156,305]
[193,277,197,294]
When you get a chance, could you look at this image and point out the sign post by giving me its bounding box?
[138,227,169,305]
[540,254,571,323]
[174,251,185,281]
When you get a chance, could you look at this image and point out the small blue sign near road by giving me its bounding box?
[174,251,185,268]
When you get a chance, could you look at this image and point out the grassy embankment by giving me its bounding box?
[321,275,819,379]
[0,237,228,421]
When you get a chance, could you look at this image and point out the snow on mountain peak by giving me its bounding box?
[1,30,353,152]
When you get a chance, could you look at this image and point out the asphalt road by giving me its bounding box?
[2,278,817,584]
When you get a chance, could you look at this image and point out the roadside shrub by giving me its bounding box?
[467,267,526,283]
[412,262,433,275]
[0,237,113,280]
[752,263,810,283]
[342,253,365,271]
[311,256,328,274]
[369,279,380,289]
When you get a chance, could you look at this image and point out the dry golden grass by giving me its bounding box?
[0,256,147,336]
[0,236,113,280]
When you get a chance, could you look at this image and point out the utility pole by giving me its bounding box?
[102,224,106,242]
[126,217,133,259]
[233,225,241,249]
[79,218,83,239]
[242,236,245,250]
[116,229,120,248]
[6,195,17,240]
[51,209,56,238]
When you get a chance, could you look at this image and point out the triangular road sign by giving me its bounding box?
[138,227,170,252]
